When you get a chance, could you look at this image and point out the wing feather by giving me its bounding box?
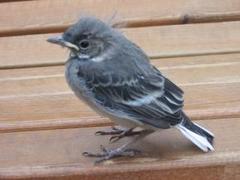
[84,69,184,128]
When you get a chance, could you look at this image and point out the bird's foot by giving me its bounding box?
[109,129,144,143]
[82,145,141,164]
[95,126,126,136]
[95,127,144,143]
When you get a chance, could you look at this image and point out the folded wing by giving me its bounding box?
[84,67,184,129]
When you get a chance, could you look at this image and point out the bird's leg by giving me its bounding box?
[83,129,154,164]
[95,126,145,143]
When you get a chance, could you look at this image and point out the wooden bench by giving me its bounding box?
[0,0,239,179]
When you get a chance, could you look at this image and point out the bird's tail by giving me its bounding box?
[175,112,214,152]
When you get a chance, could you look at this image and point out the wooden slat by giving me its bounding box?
[0,0,240,36]
[1,21,240,68]
[1,53,240,79]
[1,82,240,130]
[0,118,239,179]
[1,55,239,96]
[0,54,239,132]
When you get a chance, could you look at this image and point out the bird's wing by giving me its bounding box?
[85,68,184,129]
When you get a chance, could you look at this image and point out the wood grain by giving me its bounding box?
[0,0,240,36]
[0,118,239,179]
[1,21,240,68]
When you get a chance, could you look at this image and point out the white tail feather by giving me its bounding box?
[193,122,215,137]
[176,124,214,152]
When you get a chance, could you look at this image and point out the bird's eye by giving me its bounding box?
[79,40,90,49]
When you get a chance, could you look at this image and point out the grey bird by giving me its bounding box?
[47,16,214,163]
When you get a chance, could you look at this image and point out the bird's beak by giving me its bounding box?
[47,36,79,51]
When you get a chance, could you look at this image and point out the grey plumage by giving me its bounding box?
[47,16,214,162]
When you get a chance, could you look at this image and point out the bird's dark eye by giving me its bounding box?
[79,40,90,49]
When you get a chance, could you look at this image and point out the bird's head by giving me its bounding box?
[47,16,120,60]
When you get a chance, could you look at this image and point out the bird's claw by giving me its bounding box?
[109,134,125,143]
[95,127,145,143]
[82,145,141,164]
[82,145,108,157]
[95,126,125,136]
[109,129,144,143]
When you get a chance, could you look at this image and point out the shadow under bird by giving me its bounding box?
[47,16,214,163]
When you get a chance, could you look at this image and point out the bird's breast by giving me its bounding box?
[65,60,90,99]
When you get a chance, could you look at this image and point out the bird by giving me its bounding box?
[47,16,214,163]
